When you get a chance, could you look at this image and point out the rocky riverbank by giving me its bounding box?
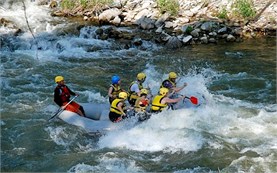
[1,0,276,49]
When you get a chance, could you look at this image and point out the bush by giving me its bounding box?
[61,0,113,11]
[61,0,76,10]
[233,0,256,19]
[157,0,180,16]
[217,7,228,19]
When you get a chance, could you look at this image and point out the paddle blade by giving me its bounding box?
[190,96,198,105]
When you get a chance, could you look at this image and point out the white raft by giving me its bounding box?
[58,103,118,133]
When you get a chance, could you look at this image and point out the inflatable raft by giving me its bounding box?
[58,103,118,133]
[57,95,204,132]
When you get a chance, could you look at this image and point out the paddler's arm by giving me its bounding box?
[117,102,126,116]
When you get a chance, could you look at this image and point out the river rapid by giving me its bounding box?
[1,1,276,173]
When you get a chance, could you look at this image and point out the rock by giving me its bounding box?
[166,36,182,49]
[190,29,200,37]
[137,17,155,30]
[181,25,189,33]
[155,12,170,28]
[155,25,163,33]
[133,38,143,46]
[226,34,236,42]
[49,1,57,8]
[134,9,152,20]
[201,22,213,31]
[83,16,89,21]
[217,26,227,34]
[183,10,194,17]
[95,28,104,35]
[112,16,121,26]
[164,21,175,28]
[182,35,193,44]
[208,38,217,43]
[200,36,208,44]
[98,8,121,22]
[160,32,171,42]
[209,32,217,36]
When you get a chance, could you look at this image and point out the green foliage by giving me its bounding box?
[85,0,113,8]
[61,0,114,10]
[80,0,87,8]
[61,0,76,10]
[186,25,193,34]
[157,0,180,16]
[233,0,256,19]
[217,7,228,19]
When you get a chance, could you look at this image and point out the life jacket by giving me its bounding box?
[57,85,71,103]
[161,79,176,89]
[128,81,143,100]
[135,96,149,112]
[151,95,167,111]
[110,84,122,98]
[110,98,125,115]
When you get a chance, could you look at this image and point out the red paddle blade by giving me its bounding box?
[190,96,198,105]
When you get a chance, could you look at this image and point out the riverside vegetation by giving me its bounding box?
[2,0,277,49]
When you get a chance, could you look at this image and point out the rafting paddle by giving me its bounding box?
[184,96,198,105]
[48,95,78,122]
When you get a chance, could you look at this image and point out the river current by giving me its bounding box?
[1,1,276,173]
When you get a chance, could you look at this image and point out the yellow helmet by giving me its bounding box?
[55,76,64,83]
[119,92,128,100]
[137,73,146,81]
[169,72,177,79]
[140,88,148,95]
[159,87,169,96]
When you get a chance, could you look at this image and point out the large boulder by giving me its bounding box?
[166,36,182,49]
[98,8,121,23]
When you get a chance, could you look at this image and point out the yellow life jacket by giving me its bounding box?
[134,96,149,112]
[110,98,125,115]
[128,81,143,100]
[110,84,122,98]
[151,95,167,111]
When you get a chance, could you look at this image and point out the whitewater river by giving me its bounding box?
[1,1,276,172]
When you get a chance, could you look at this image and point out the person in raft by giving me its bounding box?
[109,91,128,123]
[134,88,150,113]
[160,72,187,94]
[108,75,124,104]
[151,87,186,113]
[160,72,187,110]
[128,72,147,106]
[134,88,151,121]
[54,76,85,116]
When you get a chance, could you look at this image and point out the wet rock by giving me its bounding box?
[218,26,227,34]
[160,32,171,42]
[95,28,104,35]
[201,22,213,31]
[200,36,208,44]
[190,29,200,37]
[209,32,217,37]
[155,25,163,33]
[226,34,236,42]
[133,38,143,46]
[208,38,217,43]
[165,36,182,49]
[182,35,193,44]
[137,17,155,30]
